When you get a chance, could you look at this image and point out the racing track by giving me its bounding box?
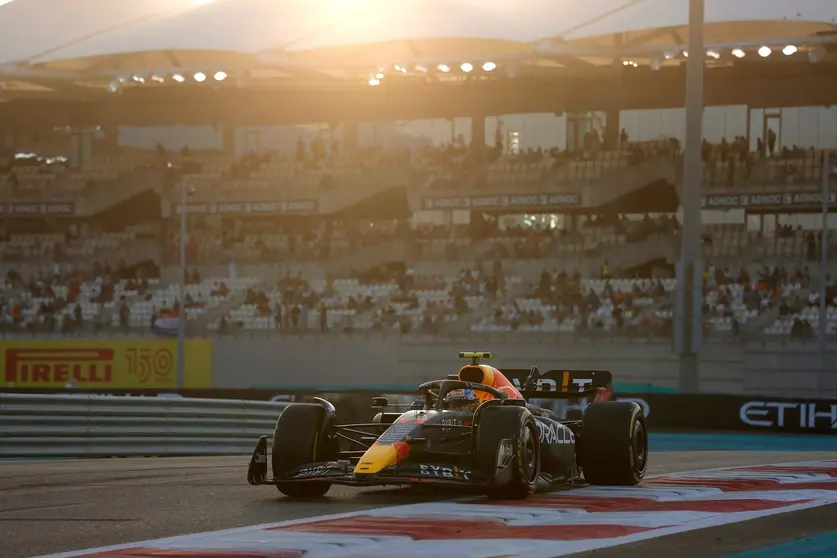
[2,451,837,558]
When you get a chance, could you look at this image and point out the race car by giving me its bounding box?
[247,351,648,499]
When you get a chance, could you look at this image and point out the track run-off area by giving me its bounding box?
[2,434,837,558]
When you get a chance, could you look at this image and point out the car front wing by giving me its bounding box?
[247,435,488,488]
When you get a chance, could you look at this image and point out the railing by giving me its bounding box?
[0,394,286,458]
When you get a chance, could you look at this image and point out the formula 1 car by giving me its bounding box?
[247,352,648,499]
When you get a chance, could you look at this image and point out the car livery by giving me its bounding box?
[247,351,648,499]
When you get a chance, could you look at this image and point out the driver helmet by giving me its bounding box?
[443,388,479,410]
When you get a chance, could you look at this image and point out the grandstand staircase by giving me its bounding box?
[95,239,161,269]
[192,290,249,331]
[76,167,163,216]
[741,306,780,337]
[583,156,677,208]
[316,168,412,214]
[454,278,533,333]
[593,233,678,275]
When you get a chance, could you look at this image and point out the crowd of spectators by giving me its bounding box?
[1,134,835,341]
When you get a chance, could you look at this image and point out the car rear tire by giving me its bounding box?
[580,401,647,486]
[476,405,540,499]
[272,403,334,498]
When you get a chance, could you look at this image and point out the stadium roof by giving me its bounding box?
[0,0,835,94]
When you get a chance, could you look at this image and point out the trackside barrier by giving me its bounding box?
[0,393,287,458]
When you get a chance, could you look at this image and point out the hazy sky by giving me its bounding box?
[0,0,833,65]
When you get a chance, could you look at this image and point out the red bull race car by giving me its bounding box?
[247,352,648,499]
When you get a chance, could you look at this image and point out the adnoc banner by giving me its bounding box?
[0,202,76,217]
[172,199,318,216]
[1,339,212,389]
[701,191,836,210]
[422,193,582,210]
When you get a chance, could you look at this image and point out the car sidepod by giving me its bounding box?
[533,416,579,481]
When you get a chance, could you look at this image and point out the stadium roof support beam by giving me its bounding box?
[676,0,704,394]
[626,27,676,47]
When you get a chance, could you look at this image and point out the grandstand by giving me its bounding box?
[0,1,835,364]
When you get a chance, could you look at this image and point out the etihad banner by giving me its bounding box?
[0,202,76,217]
[172,199,318,216]
[1,339,212,389]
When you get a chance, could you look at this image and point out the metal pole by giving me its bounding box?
[678,0,704,393]
[177,176,187,391]
[818,151,830,386]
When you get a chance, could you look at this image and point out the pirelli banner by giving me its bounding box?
[1,339,212,389]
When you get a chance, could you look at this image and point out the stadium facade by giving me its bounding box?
[0,0,835,395]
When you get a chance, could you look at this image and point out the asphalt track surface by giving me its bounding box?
[1,452,836,558]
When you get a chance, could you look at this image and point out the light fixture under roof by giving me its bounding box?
[758,46,772,57]
[194,72,207,82]
[706,50,720,60]
[732,49,746,58]
[368,78,380,86]
[213,71,227,81]
[437,64,451,73]
[460,62,473,73]
[172,74,186,83]
[482,61,496,72]
[782,45,797,56]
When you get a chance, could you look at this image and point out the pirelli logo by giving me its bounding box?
[4,348,114,384]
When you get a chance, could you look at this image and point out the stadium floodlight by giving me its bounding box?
[108,82,119,93]
[809,46,826,63]
[731,48,746,58]
[482,61,496,72]
[758,46,772,57]
[460,62,473,73]
[663,51,678,60]
[437,64,451,73]
[375,72,384,79]
[706,50,719,59]
[172,74,186,83]
[682,50,688,58]
[214,71,227,81]
[368,78,380,86]
[151,75,165,83]
[194,72,207,82]
[782,45,798,56]
[132,75,145,83]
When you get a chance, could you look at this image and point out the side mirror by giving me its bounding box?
[371,396,388,409]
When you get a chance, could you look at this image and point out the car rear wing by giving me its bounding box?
[500,368,613,399]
